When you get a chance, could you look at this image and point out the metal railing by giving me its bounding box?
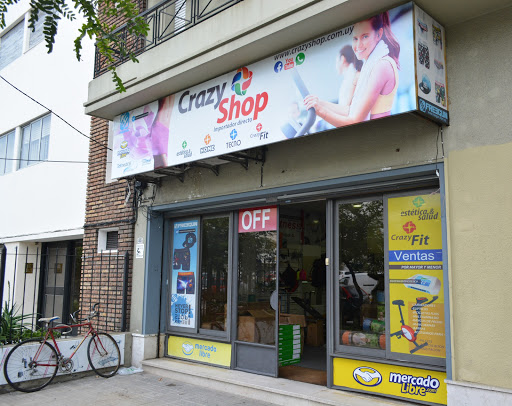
[94,0,244,78]
[0,246,129,345]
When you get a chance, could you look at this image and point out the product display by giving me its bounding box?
[341,330,386,350]
[419,74,431,94]
[390,296,438,354]
[177,271,195,294]
[432,24,443,48]
[435,81,446,106]
[404,274,441,295]
[418,42,430,69]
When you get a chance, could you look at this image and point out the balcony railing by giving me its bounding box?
[93,0,244,78]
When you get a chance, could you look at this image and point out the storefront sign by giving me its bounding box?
[167,336,231,367]
[388,194,445,359]
[170,220,199,329]
[238,206,277,233]
[111,2,449,179]
[414,5,449,124]
[333,357,447,404]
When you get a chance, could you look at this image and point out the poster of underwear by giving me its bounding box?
[414,5,449,124]
[170,219,199,328]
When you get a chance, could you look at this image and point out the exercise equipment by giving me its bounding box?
[390,295,438,354]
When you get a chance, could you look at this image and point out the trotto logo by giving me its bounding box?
[402,221,417,234]
[389,372,440,396]
[182,342,194,356]
[231,67,253,96]
[353,367,382,387]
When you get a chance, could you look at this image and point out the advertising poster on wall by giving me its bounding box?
[111,3,423,178]
[167,336,231,367]
[170,219,199,329]
[388,194,445,359]
[414,5,449,124]
[333,357,447,404]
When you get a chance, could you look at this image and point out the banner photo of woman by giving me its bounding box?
[111,2,446,178]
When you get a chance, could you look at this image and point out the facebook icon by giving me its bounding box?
[274,61,283,73]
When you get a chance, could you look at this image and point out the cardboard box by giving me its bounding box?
[279,313,307,327]
[238,309,275,344]
[306,320,325,347]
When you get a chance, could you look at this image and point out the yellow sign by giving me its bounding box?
[167,336,231,367]
[333,357,447,405]
[388,194,445,358]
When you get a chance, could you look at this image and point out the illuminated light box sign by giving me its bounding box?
[111,2,448,179]
[333,358,447,405]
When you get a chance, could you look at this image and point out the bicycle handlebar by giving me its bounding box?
[70,302,101,323]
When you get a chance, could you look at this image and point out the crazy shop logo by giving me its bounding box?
[217,67,269,124]
[389,372,440,396]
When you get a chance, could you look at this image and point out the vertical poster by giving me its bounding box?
[388,194,445,358]
[170,220,199,328]
[414,5,449,124]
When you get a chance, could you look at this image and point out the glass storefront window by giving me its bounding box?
[200,216,229,332]
[237,230,277,345]
[338,200,385,350]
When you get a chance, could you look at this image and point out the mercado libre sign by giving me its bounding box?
[111,2,449,178]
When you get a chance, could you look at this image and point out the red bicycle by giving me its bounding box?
[3,303,120,392]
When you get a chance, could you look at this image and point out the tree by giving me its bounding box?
[0,0,149,92]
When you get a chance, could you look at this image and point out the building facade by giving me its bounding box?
[0,1,93,325]
[84,1,512,404]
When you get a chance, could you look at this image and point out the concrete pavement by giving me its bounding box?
[0,371,275,406]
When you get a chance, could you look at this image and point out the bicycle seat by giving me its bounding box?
[38,316,60,323]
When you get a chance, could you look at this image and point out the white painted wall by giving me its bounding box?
[0,0,93,243]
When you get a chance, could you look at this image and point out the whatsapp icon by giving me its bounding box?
[295,53,305,65]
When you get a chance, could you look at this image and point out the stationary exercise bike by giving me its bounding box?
[390,296,438,354]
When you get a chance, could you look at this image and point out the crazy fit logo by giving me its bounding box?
[200,134,215,154]
[217,67,269,124]
[250,123,269,141]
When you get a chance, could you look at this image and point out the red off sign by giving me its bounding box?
[238,206,277,233]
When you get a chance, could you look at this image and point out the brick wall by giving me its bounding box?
[80,0,147,332]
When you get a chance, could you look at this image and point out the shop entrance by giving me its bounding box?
[278,201,327,385]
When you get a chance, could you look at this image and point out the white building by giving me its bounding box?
[0,1,93,324]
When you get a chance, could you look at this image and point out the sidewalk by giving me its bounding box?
[0,371,275,406]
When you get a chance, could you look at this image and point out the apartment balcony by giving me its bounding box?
[85,0,509,120]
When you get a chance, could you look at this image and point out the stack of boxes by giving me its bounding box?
[278,324,302,366]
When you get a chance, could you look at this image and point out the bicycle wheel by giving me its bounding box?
[87,333,120,378]
[3,338,59,392]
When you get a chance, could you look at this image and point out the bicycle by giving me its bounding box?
[3,303,121,392]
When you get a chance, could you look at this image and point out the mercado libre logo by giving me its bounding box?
[413,197,426,208]
[231,67,253,96]
[353,367,382,387]
[182,341,194,356]
[403,221,417,234]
